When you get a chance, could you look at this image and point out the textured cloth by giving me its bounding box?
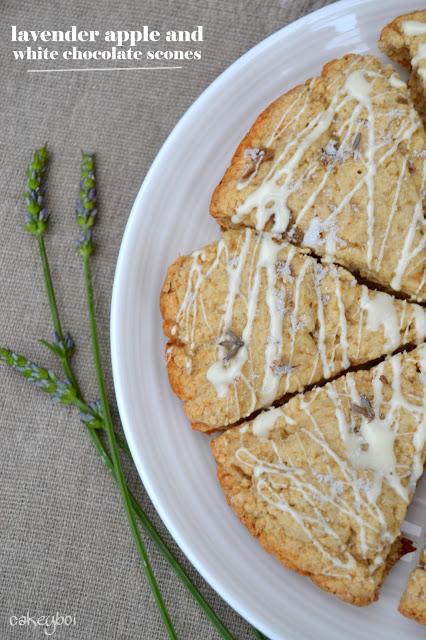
[0,1,335,638]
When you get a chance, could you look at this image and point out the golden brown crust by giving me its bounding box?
[311,538,404,606]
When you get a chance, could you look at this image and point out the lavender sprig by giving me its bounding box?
[0,348,110,431]
[23,149,135,448]
[76,153,97,256]
[0,348,76,405]
[76,151,178,639]
[24,145,49,236]
[23,146,81,395]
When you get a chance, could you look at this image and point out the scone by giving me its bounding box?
[399,550,426,624]
[160,229,426,431]
[379,10,426,126]
[210,54,426,301]
[211,345,426,605]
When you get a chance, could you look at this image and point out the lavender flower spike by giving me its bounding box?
[24,145,49,236]
[76,152,97,256]
[0,347,76,405]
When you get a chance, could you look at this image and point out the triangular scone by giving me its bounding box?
[210,54,426,301]
[160,229,426,431]
[399,550,426,624]
[379,10,426,127]
[211,345,426,605]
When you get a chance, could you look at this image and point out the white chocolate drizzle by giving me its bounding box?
[359,288,399,351]
[412,42,426,67]
[252,407,284,437]
[389,74,406,89]
[402,20,426,37]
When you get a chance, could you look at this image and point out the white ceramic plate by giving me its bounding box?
[111,1,426,638]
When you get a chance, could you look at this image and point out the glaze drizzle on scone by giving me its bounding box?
[211,54,426,301]
[211,346,426,605]
[160,229,426,431]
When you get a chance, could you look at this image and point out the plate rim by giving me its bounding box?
[110,0,409,637]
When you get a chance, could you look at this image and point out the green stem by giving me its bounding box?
[116,432,131,456]
[38,236,132,458]
[126,496,232,637]
[83,254,177,640]
[253,629,268,640]
[73,396,92,414]
[37,234,81,393]
[69,394,131,457]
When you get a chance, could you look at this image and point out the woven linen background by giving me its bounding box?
[1,1,335,638]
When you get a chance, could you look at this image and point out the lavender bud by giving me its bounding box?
[65,333,75,350]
